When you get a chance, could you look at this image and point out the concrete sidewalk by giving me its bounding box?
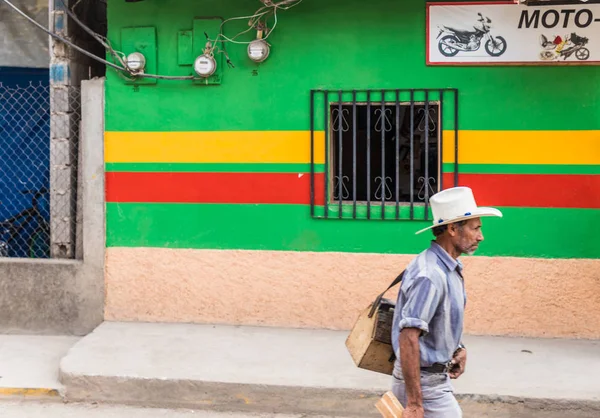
[0,334,79,396]
[58,322,600,417]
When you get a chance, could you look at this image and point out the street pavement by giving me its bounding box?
[1,327,599,417]
[0,399,598,418]
[0,400,323,418]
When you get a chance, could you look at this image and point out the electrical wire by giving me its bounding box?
[210,10,271,48]
[263,8,278,41]
[134,73,194,80]
[1,0,194,80]
[59,0,110,51]
[59,0,194,79]
[0,0,125,71]
[210,0,302,48]
[2,0,302,81]
[218,18,266,45]
[58,0,128,69]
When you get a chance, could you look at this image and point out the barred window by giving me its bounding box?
[310,89,458,220]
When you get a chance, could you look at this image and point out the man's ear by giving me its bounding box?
[447,222,459,237]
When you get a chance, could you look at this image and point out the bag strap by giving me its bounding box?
[368,269,406,318]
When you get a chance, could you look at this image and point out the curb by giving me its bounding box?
[60,373,385,417]
[59,372,600,418]
[456,393,600,412]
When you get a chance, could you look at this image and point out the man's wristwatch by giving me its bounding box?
[454,343,466,355]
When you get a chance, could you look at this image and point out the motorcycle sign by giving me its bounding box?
[437,13,508,57]
[427,2,600,65]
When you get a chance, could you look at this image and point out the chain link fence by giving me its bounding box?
[0,81,80,259]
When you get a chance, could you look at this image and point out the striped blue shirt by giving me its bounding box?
[391,241,466,372]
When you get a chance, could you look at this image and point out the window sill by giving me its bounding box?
[312,203,433,221]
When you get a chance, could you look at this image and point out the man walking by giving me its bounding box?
[390,187,502,418]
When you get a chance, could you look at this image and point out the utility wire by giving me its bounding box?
[0,0,125,71]
[210,0,302,48]
[2,0,302,81]
[1,0,194,80]
[58,0,128,69]
[58,0,194,80]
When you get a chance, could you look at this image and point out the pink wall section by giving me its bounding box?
[105,248,600,339]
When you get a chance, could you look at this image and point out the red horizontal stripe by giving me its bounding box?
[443,173,600,208]
[106,172,325,205]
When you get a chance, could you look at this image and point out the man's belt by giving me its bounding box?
[420,361,452,374]
[391,361,452,380]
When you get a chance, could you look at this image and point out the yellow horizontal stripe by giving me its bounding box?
[106,130,600,165]
[105,131,325,164]
[0,388,59,397]
[443,130,600,165]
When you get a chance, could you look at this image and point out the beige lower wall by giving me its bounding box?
[105,248,600,339]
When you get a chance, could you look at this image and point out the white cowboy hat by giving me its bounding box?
[415,186,502,235]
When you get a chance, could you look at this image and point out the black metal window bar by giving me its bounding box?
[310,88,458,221]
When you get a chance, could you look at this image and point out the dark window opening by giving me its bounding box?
[331,103,440,204]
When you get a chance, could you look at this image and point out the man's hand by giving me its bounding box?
[449,347,467,379]
[403,405,425,418]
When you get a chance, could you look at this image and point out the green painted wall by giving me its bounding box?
[105,0,600,259]
[106,0,600,132]
[106,204,599,258]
